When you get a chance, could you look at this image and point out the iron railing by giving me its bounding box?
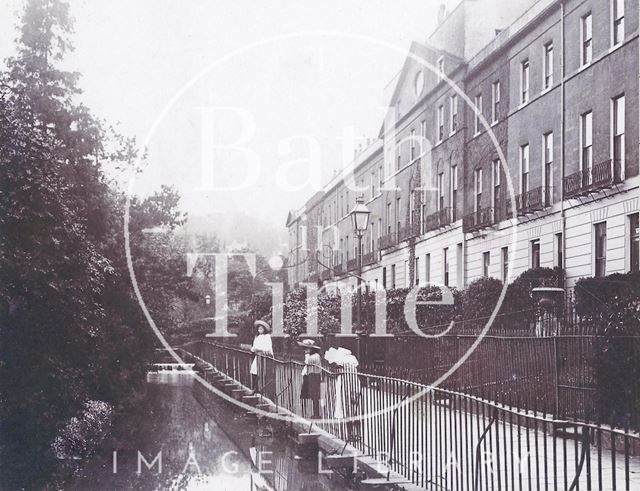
[333,262,344,275]
[347,258,358,272]
[378,232,398,251]
[463,207,494,233]
[398,221,420,242]
[362,250,378,267]
[424,207,453,232]
[516,186,545,215]
[190,342,640,491]
[564,159,623,198]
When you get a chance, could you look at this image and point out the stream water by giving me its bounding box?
[71,372,350,490]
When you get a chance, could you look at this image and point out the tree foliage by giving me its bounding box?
[0,1,192,487]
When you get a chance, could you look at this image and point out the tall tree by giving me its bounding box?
[0,1,189,487]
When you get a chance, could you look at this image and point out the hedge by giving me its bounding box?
[242,267,567,338]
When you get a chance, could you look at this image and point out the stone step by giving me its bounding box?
[323,454,358,469]
[296,432,321,446]
[241,395,261,406]
[360,477,411,487]
[231,388,249,400]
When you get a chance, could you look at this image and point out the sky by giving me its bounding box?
[0,0,452,228]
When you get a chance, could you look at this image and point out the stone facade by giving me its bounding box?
[287,0,640,292]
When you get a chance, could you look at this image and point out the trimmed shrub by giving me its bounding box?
[594,291,640,428]
[500,267,564,330]
[574,271,640,320]
[462,277,503,330]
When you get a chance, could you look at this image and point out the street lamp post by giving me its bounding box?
[350,196,371,353]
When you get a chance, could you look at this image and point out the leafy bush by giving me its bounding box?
[283,288,307,337]
[594,290,640,428]
[500,267,564,329]
[52,401,112,461]
[574,271,640,320]
[462,277,503,330]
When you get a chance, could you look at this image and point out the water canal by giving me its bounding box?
[71,372,351,490]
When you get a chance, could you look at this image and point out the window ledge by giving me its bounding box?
[578,62,591,72]
[609,42,623,54]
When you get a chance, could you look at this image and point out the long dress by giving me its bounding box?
[250,334,273,375]
[300,352,322,400]
[334,364,361,419]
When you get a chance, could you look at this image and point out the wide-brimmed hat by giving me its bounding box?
[296,338,321,351]
[254,320,272,333]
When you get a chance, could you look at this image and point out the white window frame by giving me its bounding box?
[420,120,427,156]
[520,144,530,194]
[491,80,500,123]
[612,94,626,180]
[543,132,554,206]
[437,56,444,80]
[443,247,449,287]
[474,94,483,135]
[580,111,593,172]
[491,158,501,214]
[594,221,607,277]
[425,253,431,284]
[437,172,444,211]
[520,59,530,105]
[628,213,639,272]
[410,190,415,225]
[501,247,509,282]
[450,165,458,212]
[482,251,490,278]
[612,0,624,46]
[543,42,553,89]
[449,94,458,135]
[437,105,444,143]
[474,168,483,212]
[530,239,541,269]
[581,13,593,66]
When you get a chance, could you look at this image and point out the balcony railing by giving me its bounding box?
[564,159,623,198]
[378,232,398,251]
[494,198,513,222]
[320,269,332,281]
[424,207,453,232]
[362,250,378,267]
[347,258,358,272]
[515,186,545,215]
[463,207,494,233]
[333,262,344,275]
[398,221,420,242]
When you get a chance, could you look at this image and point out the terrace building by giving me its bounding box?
[286,0,640,292]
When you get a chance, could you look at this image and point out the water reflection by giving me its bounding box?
[72,372,347,490]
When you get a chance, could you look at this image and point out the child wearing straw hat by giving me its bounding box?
[250,320,273,394]
[297,338,322,418]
